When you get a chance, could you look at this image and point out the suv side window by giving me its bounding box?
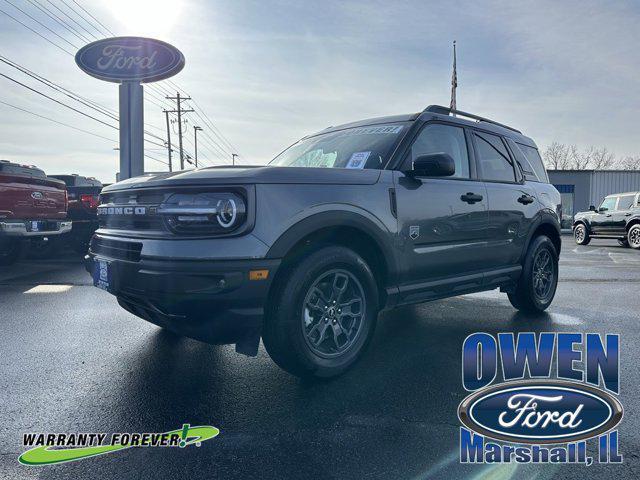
[474,132,516,183]
[599,197,617,211]
[617,195,636,211]
[409,123,470,178]
[514,141,548,183]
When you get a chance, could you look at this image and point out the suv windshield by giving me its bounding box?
[270,122,409,170]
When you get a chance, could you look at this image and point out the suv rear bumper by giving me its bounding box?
[0,220,72,237]
[84,250,280,355]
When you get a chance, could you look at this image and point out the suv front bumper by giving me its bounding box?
[84,249,280,355]
[0,220,72,237]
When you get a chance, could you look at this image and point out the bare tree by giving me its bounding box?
[543,142,573,169]
[619,155,640,170]
[544,143,618,170]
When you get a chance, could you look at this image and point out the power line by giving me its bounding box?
[70,0,114,36]
[46,0,97,40]
[0,2,74,53]
[59,0,103,38]
[0,98,116,142]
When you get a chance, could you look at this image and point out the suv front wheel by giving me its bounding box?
[574,224,590,245]
[263,245,379,378]
[508,235,559,313]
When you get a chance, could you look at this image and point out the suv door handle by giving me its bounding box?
[460,192,483,204]
[606,214,612,217]
[517,194,535,205]
[624,213,632,216]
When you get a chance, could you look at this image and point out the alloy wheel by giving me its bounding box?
[301,269,366,358]
[532,249,554,301]
[630,226,640,248]
[575,226,585,244]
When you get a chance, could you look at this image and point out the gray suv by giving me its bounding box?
[86,105,562,378]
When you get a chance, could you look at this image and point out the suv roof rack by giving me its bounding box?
[423,105,522,134]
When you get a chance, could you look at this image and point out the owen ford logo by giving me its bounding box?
[458,380,623,444]
[97,206,147,216]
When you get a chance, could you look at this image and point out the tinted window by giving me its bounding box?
[410,124,470,178]
[599,197,617,211]
[510,141,548,183]
[474,132,516,182]
[0,162,46,178]
[617,195,635,211]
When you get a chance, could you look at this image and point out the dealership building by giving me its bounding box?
[548,170,640,229]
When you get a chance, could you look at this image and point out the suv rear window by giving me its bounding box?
[474,132,516,183]
[0,161,47,178]
[517,143,548,183]
[617,195,636,210]
[50,175,102,187]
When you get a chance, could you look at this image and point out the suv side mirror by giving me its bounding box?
[589,205,597,212]
[408,153,455,177]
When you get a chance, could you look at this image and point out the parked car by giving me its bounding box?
[49,174,103,253]
[573,192,640,249]
[0,160,71,265]
[85,105,561,378]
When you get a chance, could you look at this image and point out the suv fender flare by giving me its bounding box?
[521,214,562,263]
[265,207,399,283]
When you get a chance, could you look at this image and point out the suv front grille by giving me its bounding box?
[91,236,142,262]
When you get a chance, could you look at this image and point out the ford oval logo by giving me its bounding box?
[75,37,185,83]
[458,380,623,444]
[31,191,43,200]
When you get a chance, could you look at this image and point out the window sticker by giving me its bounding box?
[346,151,371,169]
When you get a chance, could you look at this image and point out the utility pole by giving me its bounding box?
[232,153,238,166]
[193,126,202,167]
[165,92,194,170]
[163,109,173,171]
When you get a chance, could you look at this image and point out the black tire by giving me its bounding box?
[0,238,25,266]
[508,235,559,313]
[618,239,629,248]
[263,245,379,378]
[573,224,590,245]
[628,225,640,250]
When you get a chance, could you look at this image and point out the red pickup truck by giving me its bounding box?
[0,160,71,265]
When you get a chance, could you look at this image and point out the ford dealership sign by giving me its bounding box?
[458,380,623,444]
[75,37,185,83]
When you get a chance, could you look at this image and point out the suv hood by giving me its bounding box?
[104,166,382,192]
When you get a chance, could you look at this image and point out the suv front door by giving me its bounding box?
[591,197,617,234]
[472,130,538,270]
[394,122,489,295]
[611,194,636,234]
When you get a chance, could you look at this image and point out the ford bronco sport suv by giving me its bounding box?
[86,105,561,378]
[573,192,640,249]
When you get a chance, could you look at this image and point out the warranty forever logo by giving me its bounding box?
[19,424,220,466]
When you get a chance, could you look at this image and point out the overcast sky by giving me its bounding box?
[1,0,639,182]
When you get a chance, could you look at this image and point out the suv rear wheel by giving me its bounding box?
[574,224,590,245]
[508,235,559,313]
[628,225,640,250]
[263,245,379,378]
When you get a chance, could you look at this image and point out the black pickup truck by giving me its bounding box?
[86,105,561,378]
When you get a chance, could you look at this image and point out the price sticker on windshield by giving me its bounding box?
[346,151,371,169]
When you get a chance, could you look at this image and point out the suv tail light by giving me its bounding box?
[81,194,100,210]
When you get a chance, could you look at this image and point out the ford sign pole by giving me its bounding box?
[119,81,144,178]
[75,37,185,181]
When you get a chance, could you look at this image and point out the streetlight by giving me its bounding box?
[193,126,202,167]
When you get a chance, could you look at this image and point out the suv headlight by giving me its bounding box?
[158,192,246,234]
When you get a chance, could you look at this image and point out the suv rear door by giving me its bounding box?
[393,122,489,293]
[471,130,538,271]
[611,194,636,234]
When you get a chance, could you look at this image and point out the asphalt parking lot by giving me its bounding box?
[1,236,639,480]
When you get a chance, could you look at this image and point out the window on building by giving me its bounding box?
[474,132,516,182]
